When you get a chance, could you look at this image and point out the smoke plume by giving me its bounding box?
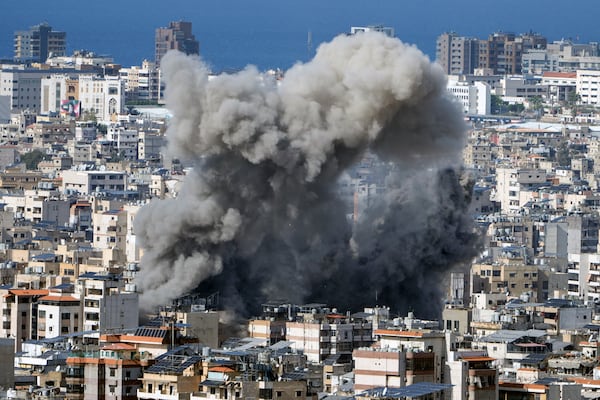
[134,32,480,318]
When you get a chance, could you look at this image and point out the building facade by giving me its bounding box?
[155,21,199,66]
[14,23,66,63]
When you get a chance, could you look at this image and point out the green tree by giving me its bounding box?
[567,91,581,118]
[529,96,544,118]
[20,150,50,170]
[491,95,505,115]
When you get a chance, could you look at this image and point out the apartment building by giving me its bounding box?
[446,78,491,115]
[436,32,479,75]
[0,288,49,351]
[106,125,138,160]
[577,69,600,106]
[66,344,144,400]
[353,328,446,391]
[495,168,547,214]
[37,292,80,340]
[61,170,127,195]
[0,68,50,114]
[447,353,498,400]
[286,308,373,363]
[155,21,199,67]
[40,73,85,116]
[119,60,161,101]
[14,23,66,63]
[541,72,577,103]
[75,272,138,342]
[471,258,540,301]
[137,346,203,400]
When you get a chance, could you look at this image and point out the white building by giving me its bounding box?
[61,169,126,195]
[78,75,124,123]
[0,69,47,113]
[447,78,491,115]
[494,168,547,214]
[37,293,80,339]
[119,60,161,101]
[541,72,577,103]
[350,25,394,37]
[107,125,139,159]
[577,69,600,106]
[23,187,71,224]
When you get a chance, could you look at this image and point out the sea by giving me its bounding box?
[1,0,600,73]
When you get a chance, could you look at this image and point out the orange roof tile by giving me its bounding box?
[9,289,49,296]
[542,71,577,79]
[374,329,423,337]
[462,356,495,362]
[209,366,236,373]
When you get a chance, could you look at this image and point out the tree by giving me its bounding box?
[529,96,544,118]
[491,95,505,115]
[567,91,581,118]
[20,150,50,170]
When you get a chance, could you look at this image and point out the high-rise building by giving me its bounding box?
[437,31,547,76]
[436,32,479,75]
[14,23,66,63]
[155,21,199,66]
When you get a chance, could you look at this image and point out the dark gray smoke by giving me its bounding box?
[134,32,480,318]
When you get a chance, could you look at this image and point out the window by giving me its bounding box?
[109,368,116,377]
[295,391,302,397]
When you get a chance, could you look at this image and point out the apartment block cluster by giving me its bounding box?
[438,31,600,121]
[1,21,200,124]
[4,21,600,400]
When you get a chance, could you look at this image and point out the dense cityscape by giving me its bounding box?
[3,20,600,400]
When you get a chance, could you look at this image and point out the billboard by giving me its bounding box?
[60,99,81,118]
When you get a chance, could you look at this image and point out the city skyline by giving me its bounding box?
[2,0,600,71]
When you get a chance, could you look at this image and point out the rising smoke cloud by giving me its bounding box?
[134,32,480,318]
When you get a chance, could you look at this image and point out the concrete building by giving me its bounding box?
[14,23,66,63]
[66,343,144,400]
[567,252,600,301]
[436,32,479,75]
[577,69,600,106]
[137,346,202,400]
[0,288,49,351]
[61,170,127,195]
[75,272,138,342]
[40,73,85,117]
[446,352,497,400]
[0,69,49,114]
[155,21,199,67]
[37,292,81,340]
[350,25,395,37]
[286,306,373,363]
[542,72,577,103]
[77,75,124,123]
[106,125,139,159]
[495,168,547,214]
[120,60,161,101]
[353,328,446,391]
[447,78,491,115]
[471,258,540,301]
[138,131,165,161]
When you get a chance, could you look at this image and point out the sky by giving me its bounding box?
[1,0,600,71]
